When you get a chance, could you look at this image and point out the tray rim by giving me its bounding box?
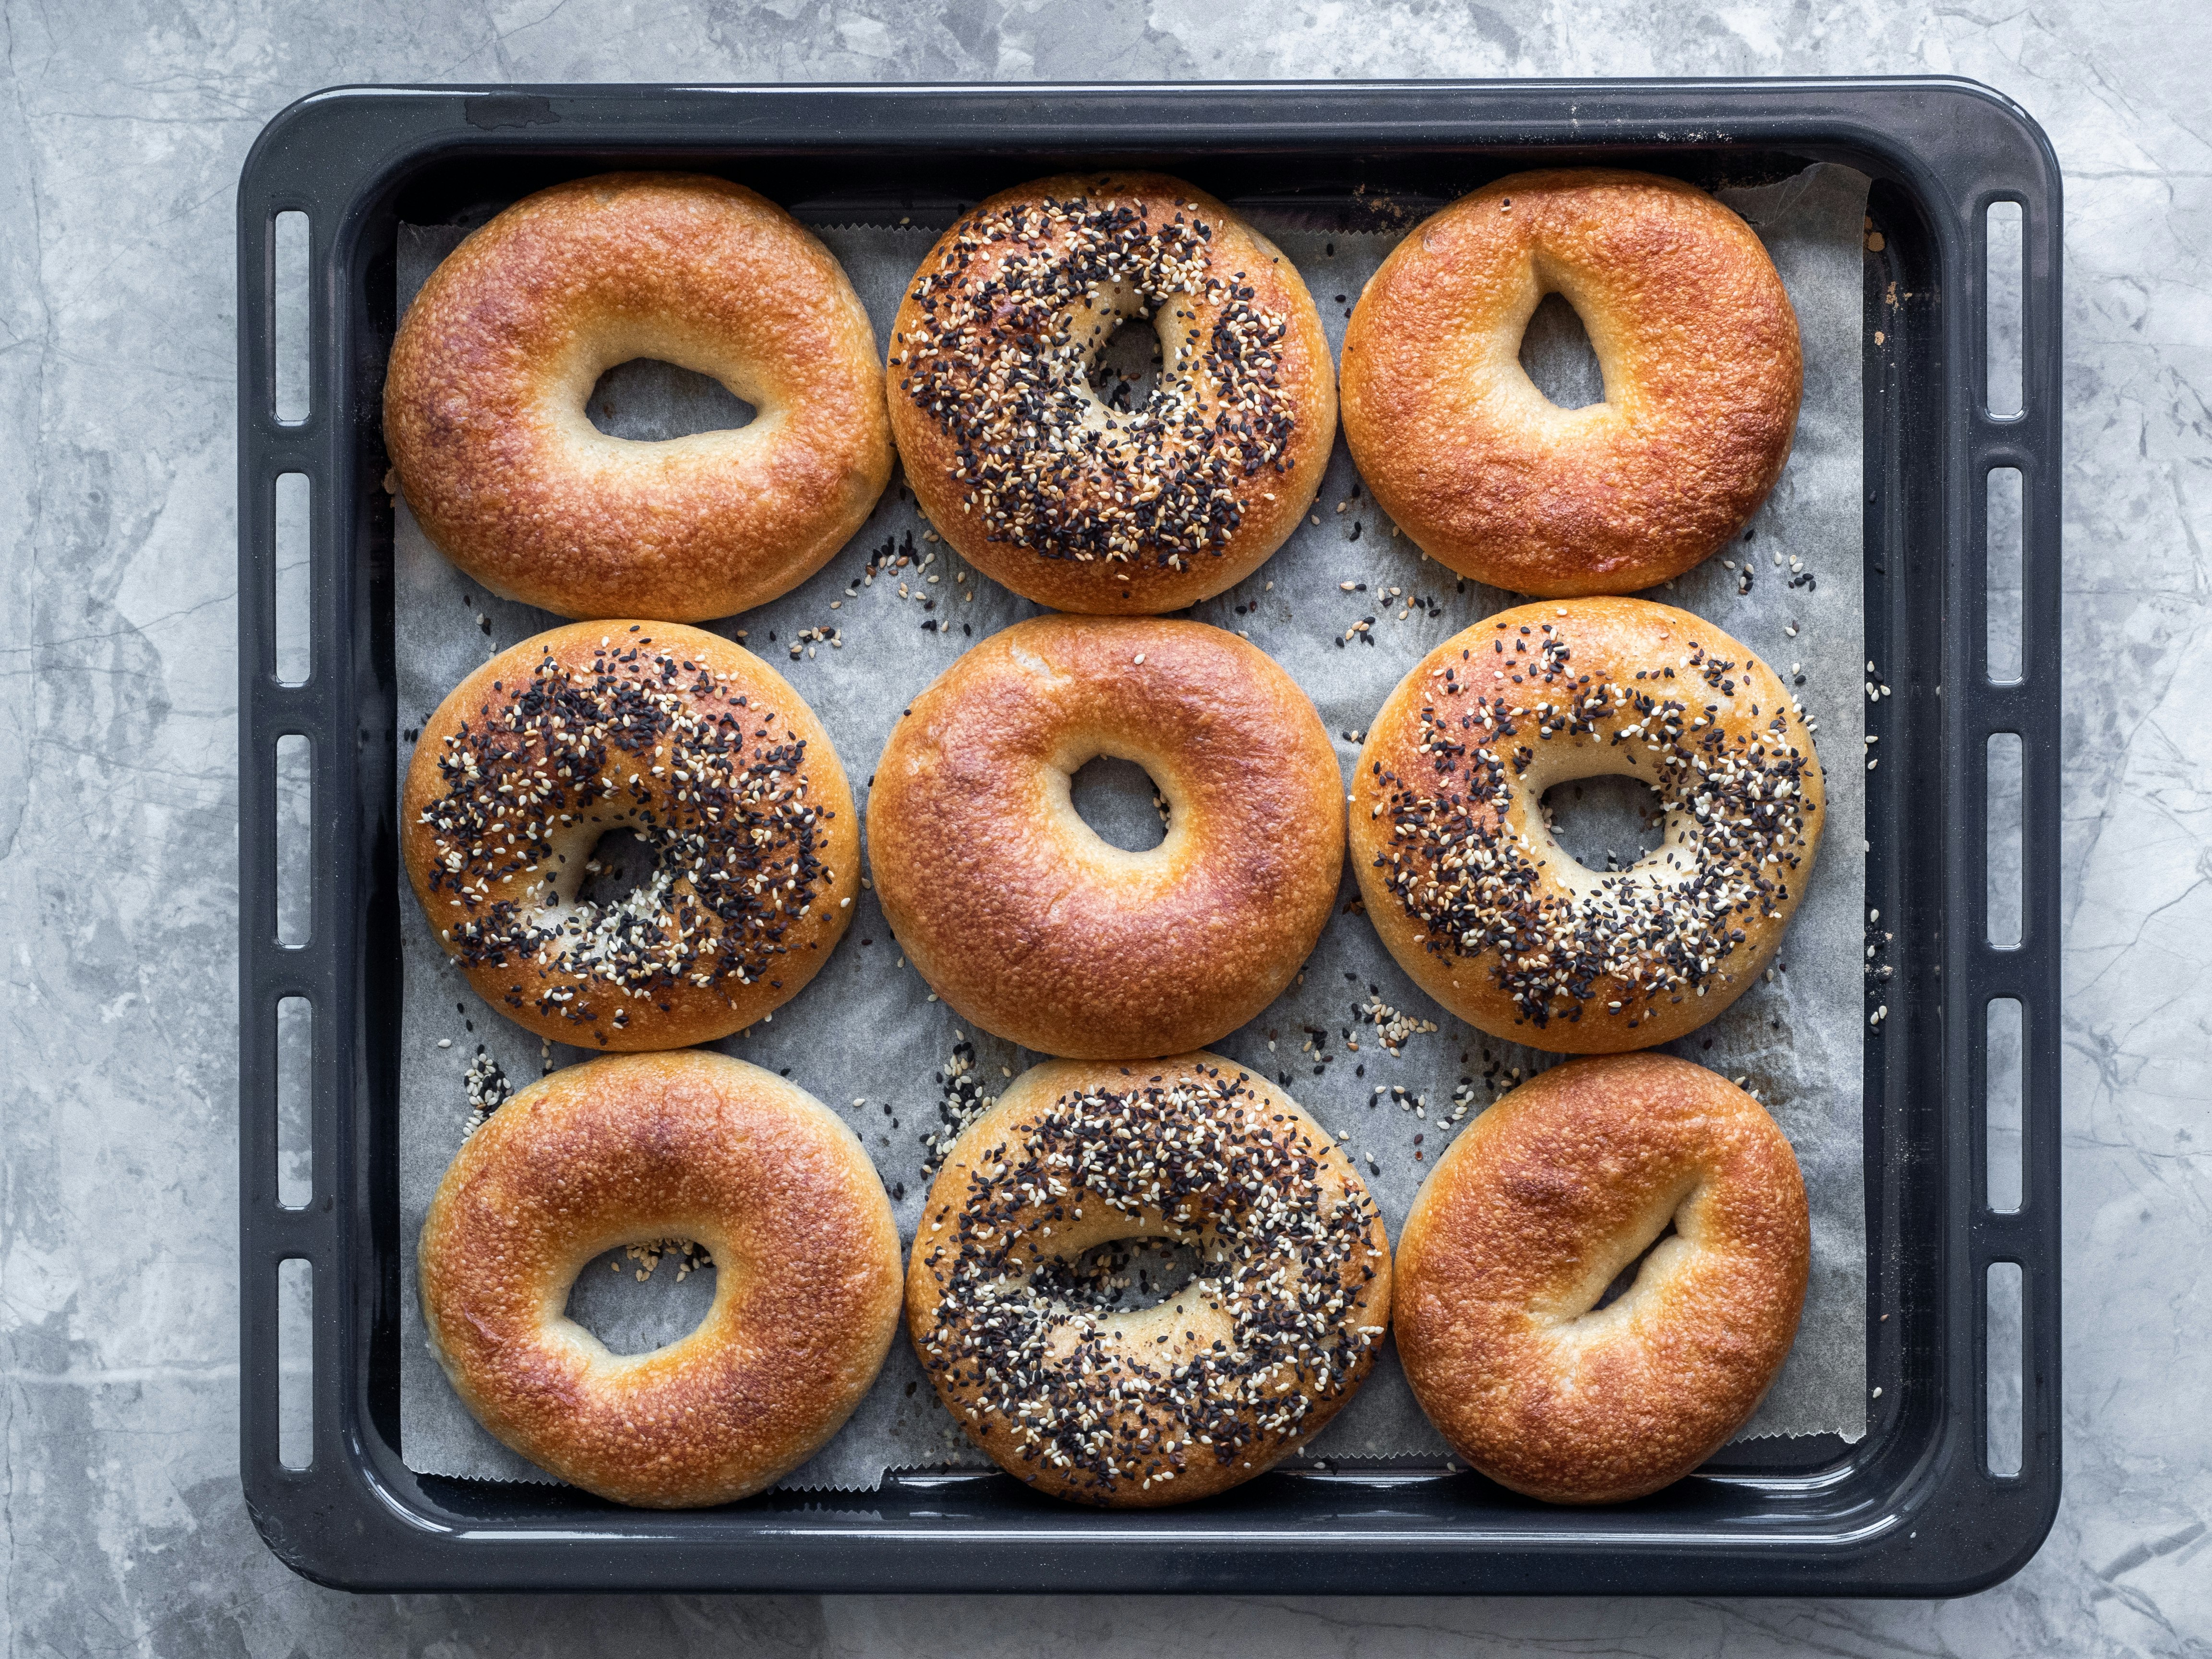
[235,74,2063,1598]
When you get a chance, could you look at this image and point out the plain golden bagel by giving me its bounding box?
[385,172,891,621]
[403,621,858,1050]
[1350,598,1822,1053]
[867,616,1343,1058]
[908,1054,1391,1506]
[887,172,1336,613]
[1341,169,1801,597]
[418,1050,902,1508]
[1395,1053,1810,1504]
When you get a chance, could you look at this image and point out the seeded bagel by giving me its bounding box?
[909,1054,1392,1506]
[1350,598,1823,1052]
[403,622,857,1050]
[888,172,1335,613]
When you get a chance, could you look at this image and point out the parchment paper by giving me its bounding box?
[395,163,1871,1490]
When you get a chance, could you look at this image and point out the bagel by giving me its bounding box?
[1342,169,1801,597]
[867,616,1343,1058]
[1351,598,1823,1052]
[403,621,857,1050]
[385,172,891,621]
[1395,1053,1809,1504]
[887,172,1335,613]
[908,1054,1391,1506]
[418,1050,902,1508]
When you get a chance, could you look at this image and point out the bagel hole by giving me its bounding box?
[1519,292,1606,411]
[588,359,756,440]
[1089,316,1164,415]
[1540,776,1664,872]
[564,1238,718,1356]
[1069,756,1169,852]
[1592,1220,1677,1312]
[572,828,659,911]
[1032,1237,1202,1313]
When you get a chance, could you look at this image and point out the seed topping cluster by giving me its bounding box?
[894,189,1298,570]
[1370,620,1819,1033]
[918,1070,1384,1500]
[417,636,834,1033]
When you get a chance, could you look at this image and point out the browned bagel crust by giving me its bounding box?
[419,1050,902,1508]
[1395,1053,1809,1504]
[1341,169,1801,597]
[867,617,1344,1058]
[908,1055,1391,1506]
[1350,598,1822,1053]
[385,173,892,621]
[403,622,857,1050]
[887,173,1335,613]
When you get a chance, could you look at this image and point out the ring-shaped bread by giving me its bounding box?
[1342,169,1801,597]
[403,621,857,1050]
[385,172,891,621]
[908,1054,1392,1506]
[1395,1053,1809,1504]
[887,172,1336,613]
[418,1050,902,1508]
[867,616,1343,1058]
[1351,598,1823,1053]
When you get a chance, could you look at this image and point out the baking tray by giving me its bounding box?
[236,78,2062,1596]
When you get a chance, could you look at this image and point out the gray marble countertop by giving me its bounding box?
[5,2,2205,1654]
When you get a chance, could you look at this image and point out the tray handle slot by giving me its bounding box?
[1983,733,2023,950]
[1984,997,2024,1214]
[1983,200,2024,420]
[275,996,313,1209]
[1985,466,2023,684]
[273,472,311,685]
[272,210,310,425]
[276,1257,314,1470]
[275,733,312,948]
[1983,1261,2024,1478]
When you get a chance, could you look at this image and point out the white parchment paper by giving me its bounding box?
[395,163,1871,1490]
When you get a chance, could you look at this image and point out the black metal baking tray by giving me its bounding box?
[237,78,2061,1596]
